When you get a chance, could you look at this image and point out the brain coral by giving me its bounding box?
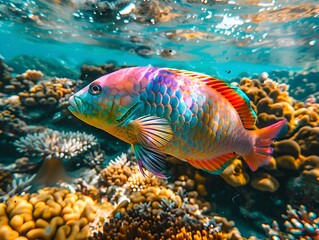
[0,187,96,240]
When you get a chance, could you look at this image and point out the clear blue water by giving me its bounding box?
[0,0,319,239]
[2,0,317,78]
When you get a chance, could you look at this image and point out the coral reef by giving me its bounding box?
[1,58,319,239]
[19,77,75,108]
[0,67,81,142]
[236,77,319,174]
[0,58,13,90]
[262,204,319,240]
[0,187,97,240]
[90,152,242,240]
[12,129,105,189]
[80,62,134,82]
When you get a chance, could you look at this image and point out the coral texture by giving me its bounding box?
[0,187,96,240]
[90,152,242,240]
[262,205,319,239]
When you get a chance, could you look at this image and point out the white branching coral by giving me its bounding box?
[14,129,98,160]
[0,174,35,201]
[12,129,105,190]
[108,153,130,167]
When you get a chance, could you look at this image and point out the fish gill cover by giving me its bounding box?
[0,0,319,240]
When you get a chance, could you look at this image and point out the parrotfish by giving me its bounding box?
[68,67,286,178]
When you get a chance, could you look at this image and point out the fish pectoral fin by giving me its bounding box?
[187,152,237,175]
[132,144,168,178]
[128,115,173,148]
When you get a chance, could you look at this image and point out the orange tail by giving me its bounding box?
[243,119,287,171]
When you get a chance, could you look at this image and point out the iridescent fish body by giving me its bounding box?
[69,67,286,177]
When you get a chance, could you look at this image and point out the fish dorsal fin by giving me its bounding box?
[167,68,257,129]
[187,152,237,174]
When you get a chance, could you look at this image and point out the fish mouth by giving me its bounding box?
[68,96,86,115]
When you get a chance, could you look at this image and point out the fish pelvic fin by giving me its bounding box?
[132,144,168,178]
[244,119,288,171]
[187,152,237,175]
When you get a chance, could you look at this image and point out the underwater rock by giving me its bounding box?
[7,55,78,79]
[0,58,13,90]
[80,63,117,82]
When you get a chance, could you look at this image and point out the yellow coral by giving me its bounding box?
[0,187,96,240]
[23,70,44,81]
[221,159,250,187]
[251,172,279,192]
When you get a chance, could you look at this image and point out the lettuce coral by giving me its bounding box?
[0,187,96,240]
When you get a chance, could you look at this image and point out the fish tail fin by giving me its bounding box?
[243,119,288,171]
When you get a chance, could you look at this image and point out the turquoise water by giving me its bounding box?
[0,1,319,239]
[2,0,316,77]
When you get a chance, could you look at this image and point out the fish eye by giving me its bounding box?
[89,83,102,95]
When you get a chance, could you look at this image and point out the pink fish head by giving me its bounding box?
[68,67,152,131]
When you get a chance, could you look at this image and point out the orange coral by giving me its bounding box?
[19,77,75,107]
[23,70,44,81]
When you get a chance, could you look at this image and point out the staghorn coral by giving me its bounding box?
[0,187,97,240]
[262,205,319,240]
[0,174,35,202]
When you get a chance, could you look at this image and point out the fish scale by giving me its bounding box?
[137,68,243,161]
[69,66,287,177]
